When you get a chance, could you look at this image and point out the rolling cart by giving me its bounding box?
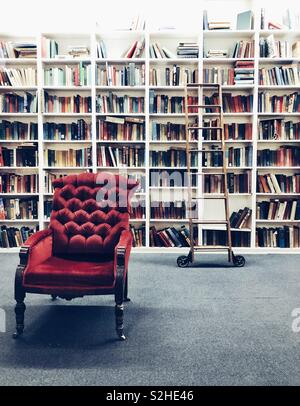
[177,83,246,268]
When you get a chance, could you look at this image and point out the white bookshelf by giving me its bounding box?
[0,0,300,253]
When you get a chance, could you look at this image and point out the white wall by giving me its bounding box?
[3,0,299,34]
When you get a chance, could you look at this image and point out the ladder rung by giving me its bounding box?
[187,127,223,130]
[187,83,220,88]
[191,220,229,224]
[193,245,230,250]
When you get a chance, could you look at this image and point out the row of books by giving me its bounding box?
[258,92,300,113]
[259,66,300,86]
[150,149,197,168]
[44,63,91,86]
[150,225,250,248]
[257,173,300,194]
[0,67,37,87]
[0,121,38,140]
[203,229,250,247]
[257,199,300,221]
[0,197,38,220]
[43,171,146,194]
[150,201,187,219]
[97,116,145,141]
[0,42,37,59]
[44,147,92,168]
[44,92,92,113]
[258,119,300,141]
[41,38,89,59]
[260,7,299,30]
[206,41,254,59]
[0,173,38,194]
[205,172,251,194]
[230,207,252,229]
[0,145,38,167]
[43,120,91,140]
[149,92,198,114]
[97,63,145,86]
[232,40,255,59]
[0,92,37,113]
[0,225,37,248]
[97,146,145,167]
[256,226,300,248]
[205,93,253,113]
[227,146,253,167]
[96,94,144,114]
[151,122,187,142]
[130,224,145,247]
[203,9,253,31]
[257,146,300,167]
[130,204,145,220]
[203,61,254,86]
[149,169,197,188]
[150,66,198,86]
[259,36,296,58]
[45,198,143,220]
[150,225,191,248]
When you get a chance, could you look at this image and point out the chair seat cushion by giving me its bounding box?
[23,256,115,288]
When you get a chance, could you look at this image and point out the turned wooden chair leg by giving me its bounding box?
[124,274,130,302]
[115,303,125,341]
[13,299,26,339]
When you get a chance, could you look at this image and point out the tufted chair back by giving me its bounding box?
[50,172,138,257]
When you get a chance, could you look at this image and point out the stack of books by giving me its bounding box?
[0,225,37,248]
[208,21,231,30]
[234,60,254,85]
[206,49,228,58]
[150,225,191,248]
[12,43,37,58]
[177,43,199,58]
[67,45,90,58]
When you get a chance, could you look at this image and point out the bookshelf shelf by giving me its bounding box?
[1,8,300,252]
[256,220,300,224]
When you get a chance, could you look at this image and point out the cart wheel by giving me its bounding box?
[177,255,190,268]
[233,255,245,267]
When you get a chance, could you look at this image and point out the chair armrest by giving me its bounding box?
[114,230,132,272]
[114,230,132,302]
[22,229,53,270]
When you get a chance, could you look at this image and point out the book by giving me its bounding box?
[97,63,145,86]
[258,92,300,113]
[236,10,253,30]
[150,65,198,86]
[0,67,37,87]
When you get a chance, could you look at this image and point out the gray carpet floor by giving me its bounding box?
[0,253,300,386]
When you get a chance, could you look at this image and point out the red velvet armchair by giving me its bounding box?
[13,172,138,341]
